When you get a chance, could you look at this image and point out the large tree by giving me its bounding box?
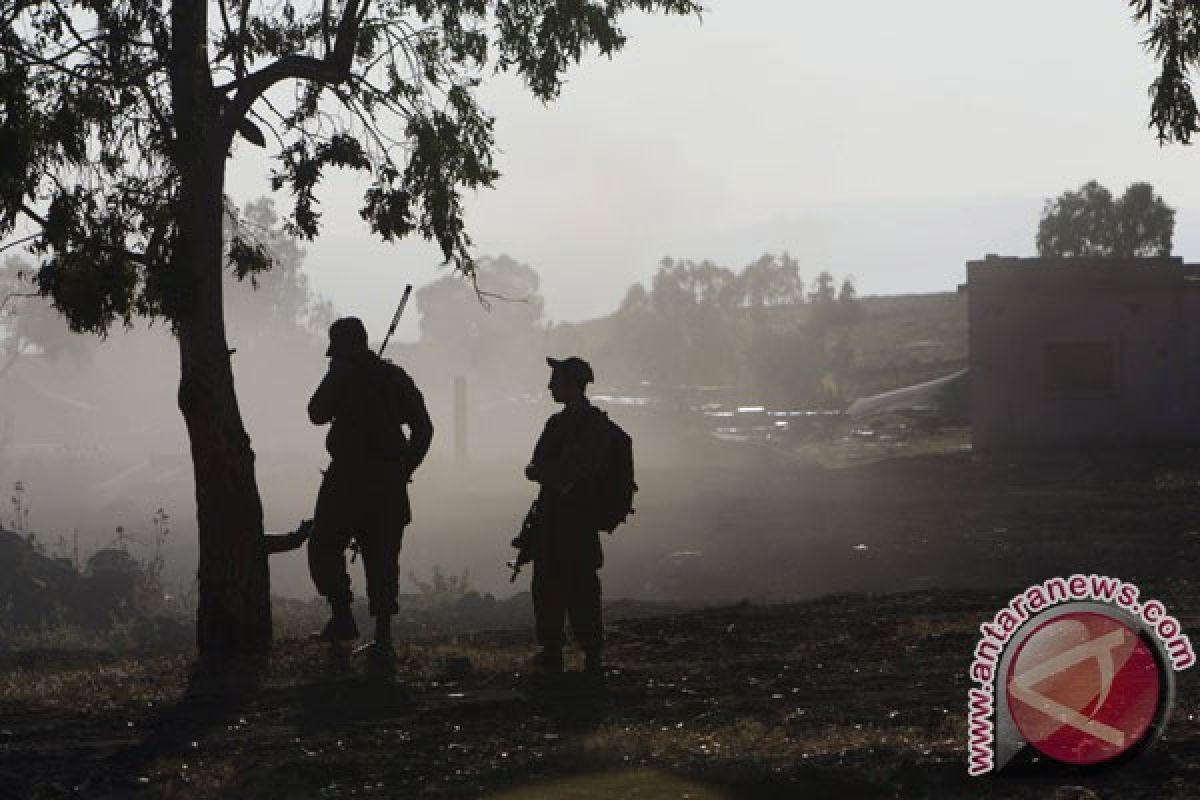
[416,254,544,344]
[1036,180,1175,258]
[0,0,700,657]
[733,253,803,309]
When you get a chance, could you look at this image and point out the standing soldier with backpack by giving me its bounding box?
[523,356,635,680]
[307,316,433,651]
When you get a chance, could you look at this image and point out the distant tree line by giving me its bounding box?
[414,252,865,408]
[602,254,862,406]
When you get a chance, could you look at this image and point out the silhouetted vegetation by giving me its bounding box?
[1036,180,1175,258]
[415,255,549,393]
[411,252,872,409]
[1134,0,1200,144]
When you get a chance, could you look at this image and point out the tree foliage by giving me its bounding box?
[734,253,804,309]
[1,0,701,335]
[1036,180,1175,258]
[416,254,544,343]
[414,254,546,389]
[1132,0,1200,144]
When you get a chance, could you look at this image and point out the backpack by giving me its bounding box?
[593,411,637,532]
[360,358,413,463]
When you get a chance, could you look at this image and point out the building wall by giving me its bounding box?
[967,256,1200,449]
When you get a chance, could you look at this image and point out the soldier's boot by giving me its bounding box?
[581,648,606,689]
[374,614,393,646]
[532,646,563,676]
[353,615,395,657]
[311,602,358,643]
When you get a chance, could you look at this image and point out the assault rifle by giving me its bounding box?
[378,284,413,358]
[507,497,544,582]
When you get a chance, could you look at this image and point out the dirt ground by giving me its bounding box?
[5,447,1200,798]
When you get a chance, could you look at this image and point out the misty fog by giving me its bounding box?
[1,202,965,607]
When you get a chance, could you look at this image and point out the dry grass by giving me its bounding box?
[0,652,189,711]
[579,718,953,764]
[893,611,985,639]
[10,450,1200,798]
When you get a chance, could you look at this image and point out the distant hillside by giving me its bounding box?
[551,290,968,401]
[846,291,966,397]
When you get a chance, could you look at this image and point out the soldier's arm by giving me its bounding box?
[307,365,342,425]
[403,379,434,473]
[525,418,556,482]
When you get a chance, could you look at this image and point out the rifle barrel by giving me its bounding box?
[378,284,414,356]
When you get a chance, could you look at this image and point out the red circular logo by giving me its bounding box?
[1006,611,1163,765]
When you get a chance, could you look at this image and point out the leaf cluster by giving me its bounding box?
[2,1,175,332]
[1133,0,1200,143]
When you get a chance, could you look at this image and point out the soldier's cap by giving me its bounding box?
[326,316,369,357]
[546,356,594,386]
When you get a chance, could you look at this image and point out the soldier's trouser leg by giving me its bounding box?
[565,532,604,653]
[532,557,567,651]
[308,470,355,607]
[358,465,409,621]
[533,529,603,653]
[307,531,353,607]
[359,527,404,617]
[566,568,603,653]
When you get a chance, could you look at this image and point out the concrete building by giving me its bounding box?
[967,255,1200,449]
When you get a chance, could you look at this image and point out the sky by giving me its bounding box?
[225,1,1200,340]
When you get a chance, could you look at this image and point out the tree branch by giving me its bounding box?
[332,0,366,72]
[219,0,369,143]
[0,234,39,257]
[222,54,344,141]
[236,0,249,79]
[19,204,47,228]
[217,0,236,63]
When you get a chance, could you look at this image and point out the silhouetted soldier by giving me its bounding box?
[307,317,433,650]
[525,356,611,678]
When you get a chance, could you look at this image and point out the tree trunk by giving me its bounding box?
[176,169,272,656]
[171,1,271,657]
